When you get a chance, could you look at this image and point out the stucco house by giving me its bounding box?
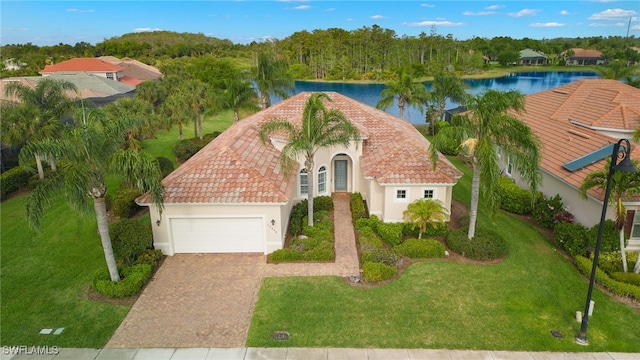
[137,92,462,255]
[40,57,144,86]
[520,49,547,65]
[502,79,640,252]
[561,48,606,66]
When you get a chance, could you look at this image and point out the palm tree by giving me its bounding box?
[429,71,468,134]
[579,158,640,272]
[376,71,430,120]
[259,93,360,226]
[18,105,164,282]
[102,98,155,151]
[430,89,542,239]
[2,78,78,179]
[178,79,212,140]
[254,51,295,109]
[223,75,260,122]
[162,93,193,141]
[403,198,449,239]
[634,127,640,144]
[595,60,639,85]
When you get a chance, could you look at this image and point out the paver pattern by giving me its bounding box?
[106,193,360,348]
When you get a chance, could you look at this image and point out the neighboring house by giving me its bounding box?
[99,56,162,82]
[137,92,462,255]
[3,58,27,71]
[562,48,607,66]
[520,49,547,65]
[502,79,640,244]
[39,57,143,86]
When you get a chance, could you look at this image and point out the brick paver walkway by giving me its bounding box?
[106,193,360,349]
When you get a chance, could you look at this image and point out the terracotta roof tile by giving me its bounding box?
[40,58,123,73]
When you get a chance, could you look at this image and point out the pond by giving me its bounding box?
[274,71,600,124]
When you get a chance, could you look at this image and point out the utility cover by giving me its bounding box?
[551,330,564,338]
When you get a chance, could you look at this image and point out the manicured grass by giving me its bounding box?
[0,195,130,347]
[246,156,640,351]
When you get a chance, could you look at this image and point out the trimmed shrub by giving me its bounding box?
[575,256,640,301]
[172,140,200,163]
[554,222,589,257]
[376,222,403,247]
[394,239,446,259]
[302,242,334,261]
[109,219,152,266]
[289,201,307,236]
[1,166,32,199]
[350,192,367,223]
[362,261,397,283]
[611,272,640,287]
[270,248,304,262]
[532,194,564,229]
[109,187,142,219]
[156,157,174,177]
[357,226,384,252]
[446,227,508,261]
[190,132,220,149]
[355,215,381,231]
[586,220,620,254]
[598,252,639,275]
[361,248,400,267]
[135,249,163,267]
[290,236,321,251]
[313,196,334,212]
[92,264,153,298]
[402,221,449,238]
[498,177,534,214]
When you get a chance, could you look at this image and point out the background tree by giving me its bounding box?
[579,158,640,272]
[403,198,449,239]
[376,70,429,120]
[430,90,542,239]
[178,79,213,140]
[161,93,193,141]
[254,51,295,109]
[102,97,155,150]
[18,105,164,282]
[428,70,468,134]
[259,93,360,226]
[595,60,639,86]
[2,78,77,179]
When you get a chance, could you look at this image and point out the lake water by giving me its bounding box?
[277,71,600,124]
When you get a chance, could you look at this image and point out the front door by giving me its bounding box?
[334,159,348,191]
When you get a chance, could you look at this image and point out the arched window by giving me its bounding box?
[299,169,308,196]
[318,166,327,194]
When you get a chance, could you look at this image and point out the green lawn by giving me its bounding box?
[246,157,640,352]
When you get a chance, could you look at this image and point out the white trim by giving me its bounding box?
[394,188,410,203]
[317,165,328,195]
[299,168,308,197]
[380,182,457,186]
[422,188,436,199]
[139,201,290,206]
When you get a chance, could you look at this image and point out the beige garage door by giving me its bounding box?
[170,217,264,253]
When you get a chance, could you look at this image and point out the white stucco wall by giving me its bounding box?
[381,184,455,222]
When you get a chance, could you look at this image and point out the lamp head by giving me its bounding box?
[611,139,638,173]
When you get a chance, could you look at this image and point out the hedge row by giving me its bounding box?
[350,192,367,223]
[1,166,31,200]
[498,177,534,214]
[394,239,446,259]
[362,261,397,283]
[574,256,640,301]
[92,264,153,298]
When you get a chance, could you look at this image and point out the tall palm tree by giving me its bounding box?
[179,79,211,140]
[254,51,295,109]
[223,75,260,122]
[429,71,468,134]
[403,198,449,239]
[162,93,193,141]
[430,90,542,239]
[2,78,78,179]
[579,158,640,272]
[18,106,164,282]
[102,98,155,150]
[376,71,430,120]
[259,93,360,226]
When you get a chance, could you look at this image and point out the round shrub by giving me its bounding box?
[109,187,142,219]
[313,196,334,212]
[172,140,200,163]
[586,220,620,254]
[269,248,304,262]
[0,166,32,199]
[362,261,397,283]
[135,249,163,267]
[355,215,381,231]
[498,177,534,214]
[394,239,446,259]
[376,222,403,247]
[458,213,470,228]
[92,264,152,298]
[156,156,174,177]
[361,248,400,267]
[109,219,153,266]
[532,194,564,229]
[446,227,508,261]
[554,222,589,257]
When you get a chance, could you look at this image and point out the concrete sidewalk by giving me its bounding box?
[3,347,639,360]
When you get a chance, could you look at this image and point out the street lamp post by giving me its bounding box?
[576,138,637,346]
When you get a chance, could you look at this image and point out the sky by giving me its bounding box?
[1,0,639,46]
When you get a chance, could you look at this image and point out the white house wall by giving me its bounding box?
[382,184,454,222]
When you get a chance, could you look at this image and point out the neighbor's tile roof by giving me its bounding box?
[139,92,461,205]
[99,56,162,81]
[563,48,604,58]
[511,79,640,202]
[40,58,124,73]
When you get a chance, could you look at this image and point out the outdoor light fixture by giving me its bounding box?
[156,219,161,227]
[271,219,276,226]
[576,138,637,346]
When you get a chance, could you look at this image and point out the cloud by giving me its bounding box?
[370,15,386,19]
[589,22,626,27]
[2,27,29,31]
[133,27,163,33]
[529,22,566,28]
[325,8,336,12]
[421,4,435,8]
[508,9,539,17]
[346,18,354,21]
[463,11,496,16]
[66,8,95,13]
[293,5,311,10]
[403,20,464,27]
[560,10,570,15]
[485,5,504,10]
[589,8,637,20]
[633,24,640,30]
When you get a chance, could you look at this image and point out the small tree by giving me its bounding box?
[403,198,449,239]
[376,70,430,120]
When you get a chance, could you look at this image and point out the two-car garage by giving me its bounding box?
[168,217,265,253]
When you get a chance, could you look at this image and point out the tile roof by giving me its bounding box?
[139,92,461,205]
[563,48,604,58]
[99,56,162,81]
[40,58,123,73]
[511,79,640,202]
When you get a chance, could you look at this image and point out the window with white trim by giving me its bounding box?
[506,155,513,176]
[423,189,434,199]
[632,211,640,238]
[106,72,114,80]
[395,189,409,203]
[299,169,308,196]
[318,166,327,194]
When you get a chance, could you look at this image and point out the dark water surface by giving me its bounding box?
[273,71,600,124]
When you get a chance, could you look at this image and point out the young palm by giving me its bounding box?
[429,71,468,134]
[255,51,295,109]
[595,60,639,82]
[2,78,78,178]
[377,71,430,120]
[223,75,260,122]
[18,106,164,282]
[403,198,449,239]
[579,158,640,272]
[259,93,360,226]
[430,89,542,239]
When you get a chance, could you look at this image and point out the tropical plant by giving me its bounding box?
[428,70,468,134]
[2,78,78,179]
[430,90,542,239]
[402,198,449,239]
[594,60,639,84]
[223,73,260,122]
[178,79,214,140]
[161,92,194,141]
[254,51,295,109]
[18,105,164,282]
[579,158,640,272]
[259,93,360,226]
[102,97,155,150]
[376,70,429,120]
[633,127,640,143]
